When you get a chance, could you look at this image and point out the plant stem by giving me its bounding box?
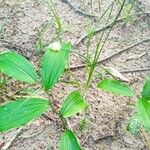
[85,0,126,91]
[45,91,68,129]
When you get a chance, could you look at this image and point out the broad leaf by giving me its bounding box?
[98,79,135,96]
[0,51,37,83]
[0,97,49,132]
[59,130,82,150]
[142,78,150,100]
[41,42,72,91]
[136,99,150,131]
[60,91,88,118]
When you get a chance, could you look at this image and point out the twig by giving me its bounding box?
[92,133,114,142]
[20,127,45,139]
[69,38,150,70]
[60,0,96,18]
[121,68,150,73]
[74,18,123,46]
[100,38,150,62]
[81,135,90,145]
[1,128,23,150]
[74,12,150,46]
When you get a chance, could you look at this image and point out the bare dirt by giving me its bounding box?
[0,0,150,149]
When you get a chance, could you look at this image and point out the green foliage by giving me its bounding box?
[41,42,72,91]
[60,91,88,118]
[97,79,135,96]
[0,51,37,83]
[59,130,82,150]
[0,97,49,132]
[136,99,150,131]
[142,78,150,100]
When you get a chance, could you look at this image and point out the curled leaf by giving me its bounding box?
[103,66,129,82]
[46,42,61,52]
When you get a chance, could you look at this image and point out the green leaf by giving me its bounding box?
[59,130,82,150]
[142,78,150,100]
[0,51,37,83]
[41,42,72,91]
[0,97,49,132]
[136,99,150,131]
[97,79,135,96]
[60,91,88,118]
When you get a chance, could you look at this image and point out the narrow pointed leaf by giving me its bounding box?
[0,51,37,83]
[60,91,88,118]
[142,78,150,100]
[41,42,72,91]
[136,99,150,131]
[59,130,82,150]
[98,79,135,96]
[0,97,49,132]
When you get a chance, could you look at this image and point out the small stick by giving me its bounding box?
[121,68,150,74]
[20,127,45,139]
[74,12,150,46]
[60,0,96,18]
[69,38,150,70]
[2,128,23,150]
[74,18,123,46]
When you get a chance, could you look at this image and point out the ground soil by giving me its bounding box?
[0,0,150,149]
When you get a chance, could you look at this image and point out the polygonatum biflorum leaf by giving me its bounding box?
[97,79,135,96]
[142,78,150,100]
[136,99,150,131]
[60,91,88,118]
[0,97,49,132]
[59,130,82,150]
[41,42,72,91]
[0,51,37,83]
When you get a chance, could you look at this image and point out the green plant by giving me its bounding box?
[98,76,150,148]
[0,44,87,149]
[1,0,148,149]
